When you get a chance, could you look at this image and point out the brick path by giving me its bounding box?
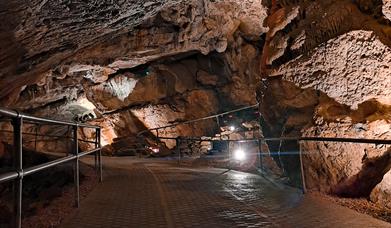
[60,157,391,228]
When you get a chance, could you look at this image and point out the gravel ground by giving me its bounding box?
[311,191,391,224]
[22,162,99,228]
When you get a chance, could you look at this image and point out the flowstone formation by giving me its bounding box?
[0,0,391,209]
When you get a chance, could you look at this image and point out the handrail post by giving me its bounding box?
[94,128,98,171]
[98,128,103,182]
[216,116,222,140]
[176,137,181,166]
[227,140,230,169]
[73,126,80,207]
[12,117,23,228]
[258,139,263,171]
[298,140,307,194]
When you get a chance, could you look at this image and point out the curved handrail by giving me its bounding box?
[137,103,259,137]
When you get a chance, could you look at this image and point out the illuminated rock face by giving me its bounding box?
[271,31,391,109]
[0,0,267,105]
[384,0,391,20]
[1,0,391,208]
[266,31,391,204]
[0,0,265,156]
[259,0,391,208]
[371,168,391,208]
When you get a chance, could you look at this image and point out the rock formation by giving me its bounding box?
[259,0,391,208]
[0,0,265,155]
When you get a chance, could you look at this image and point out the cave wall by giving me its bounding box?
[259,0,391,207]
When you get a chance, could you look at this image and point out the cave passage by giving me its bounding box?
[1,0,391,227]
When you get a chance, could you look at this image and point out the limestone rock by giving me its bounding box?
[0,0,170,101]
[271,31,391,109]
[371,170,391,208]
[302,119,391,193]
[258,1,391,203]
[384,0,391,21]
[196,70,218,86]
[87,74,139,111]
[0,0,268,106]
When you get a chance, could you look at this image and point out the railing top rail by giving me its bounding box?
[269,136,391,144]
[0,108,100,129]
[137,103,259,136]
[157,136,391,144]
[0,147,100,184]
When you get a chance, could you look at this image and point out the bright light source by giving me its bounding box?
[229,126,235,131]
[233,149,246,161]
[149,147,160,153]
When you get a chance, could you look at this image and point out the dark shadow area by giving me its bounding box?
[0,145,79,227]
[333,148,391,198]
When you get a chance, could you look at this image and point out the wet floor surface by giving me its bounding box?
[60,157,391,228]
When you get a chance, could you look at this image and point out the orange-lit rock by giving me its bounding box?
[371,169,391,208]
[0,0,268,107]
[383,0,391,20]
[258,0,391,208]
[271,31,391,109]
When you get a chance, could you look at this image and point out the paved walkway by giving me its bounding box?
[61,157,391,228]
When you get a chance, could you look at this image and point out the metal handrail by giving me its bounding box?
[0,107,102,228]
[158,136,391,145]
[141,101,390,195]
[0,129,98,144]
[137,103,259,136]
[0,107,99,128]
[171,134,390,195]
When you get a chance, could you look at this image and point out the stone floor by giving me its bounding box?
[60,157,391,228]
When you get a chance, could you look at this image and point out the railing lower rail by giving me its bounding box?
[0,108,102,228]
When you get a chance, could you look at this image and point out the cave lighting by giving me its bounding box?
[149,147,160,153]
[100,138,110,147]
[229,125,236,131]
[233,149,246,161]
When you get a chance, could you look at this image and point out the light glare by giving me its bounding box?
[233,149,246,161]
